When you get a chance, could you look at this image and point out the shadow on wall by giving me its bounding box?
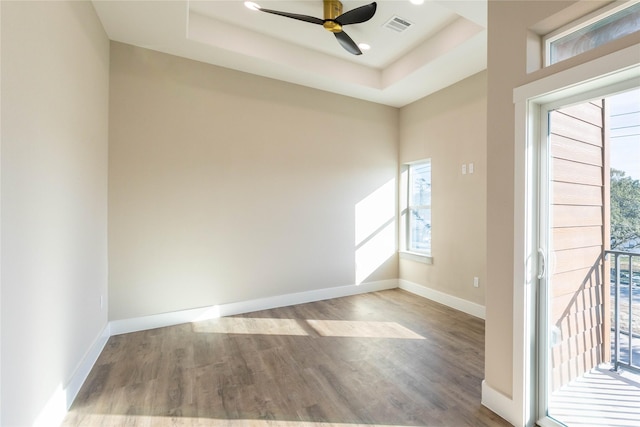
[552,254,605,391]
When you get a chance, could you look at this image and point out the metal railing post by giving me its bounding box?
[614,253,621,371]
[607,249,640,374]
[630,255,635,368]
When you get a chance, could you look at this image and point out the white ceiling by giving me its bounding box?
[92,0,487,107]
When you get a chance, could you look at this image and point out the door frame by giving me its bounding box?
[510,45,640,427]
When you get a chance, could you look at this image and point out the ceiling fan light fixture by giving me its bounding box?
[358,43,371,51]
[244,2,261,11]
[410,0,424,4]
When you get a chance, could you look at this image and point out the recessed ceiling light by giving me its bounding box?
[410,0,424,5]
[245,2,261,11]
[358,43,371,51]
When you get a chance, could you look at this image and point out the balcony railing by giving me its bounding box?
[606,249,640,374]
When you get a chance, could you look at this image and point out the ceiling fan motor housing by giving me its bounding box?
[323,0,343,33]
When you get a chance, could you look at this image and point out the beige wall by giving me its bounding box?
[0,1,109,425]
[108,43,399,320]
[486,0,640,405]
[399,71,487,307]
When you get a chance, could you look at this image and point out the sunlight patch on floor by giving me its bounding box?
[192,318,308,335]
[549,365,640,426]
[306,319,425,339]
[191,317,425,339]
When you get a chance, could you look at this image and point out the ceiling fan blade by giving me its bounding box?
[258,8,324,25]
[334,31,362,55]
[335,2,377,26]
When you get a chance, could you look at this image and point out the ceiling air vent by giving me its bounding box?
[383,16,413,33]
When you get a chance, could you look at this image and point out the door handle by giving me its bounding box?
[537,248,546,280]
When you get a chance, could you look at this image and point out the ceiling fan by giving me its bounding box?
[247,0,377,55]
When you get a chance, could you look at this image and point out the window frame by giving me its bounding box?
[401,159,432,259]
[543,0,640,66]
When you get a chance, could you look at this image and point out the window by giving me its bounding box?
[406,160,431,255]
[545,1,640,66]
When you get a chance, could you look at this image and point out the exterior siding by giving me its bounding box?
[549,100,609,391]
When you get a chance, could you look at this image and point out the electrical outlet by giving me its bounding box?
[473,277,479,288]
[462,164,467,175]
[468,163,474,174]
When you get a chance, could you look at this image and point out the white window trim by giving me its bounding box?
[400,160,432,261]
[399,250,433,264]
[543,0,640,66]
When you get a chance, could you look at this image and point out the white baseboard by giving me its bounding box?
[110,279,399,335]
[34,322,110,427]
[398,279,486,319]
[481,380,520,427]
[65,322,111,405]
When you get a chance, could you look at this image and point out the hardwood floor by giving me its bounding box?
[62,289,511,426]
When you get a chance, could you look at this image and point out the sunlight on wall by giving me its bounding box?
[354,179,396,284]
[355,179,396,245]
[34,384,67,427]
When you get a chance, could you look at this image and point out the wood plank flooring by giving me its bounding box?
[62,289,511,426]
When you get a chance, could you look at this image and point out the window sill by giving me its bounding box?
[399,251,433,265]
